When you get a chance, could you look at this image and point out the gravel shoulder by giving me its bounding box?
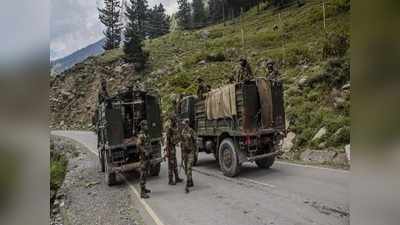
[51,135,144,225]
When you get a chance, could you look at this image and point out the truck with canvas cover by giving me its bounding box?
[177,78,286,177]
[95,88,163,185]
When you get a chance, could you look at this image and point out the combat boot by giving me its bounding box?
[141,191,150,199]
[175,176,183,183]
[185,185,190,194]
[168,176,176,185]
[187,179,194,187]
[144,188,151,193]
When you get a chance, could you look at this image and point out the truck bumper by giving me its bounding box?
[110,157,163,173]
[247,150,283,162]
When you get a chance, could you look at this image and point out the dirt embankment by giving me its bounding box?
[50,135,144,225]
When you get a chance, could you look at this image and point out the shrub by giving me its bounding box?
[332,0,351,14]
[206,52,226,62]
[322,32,349,59]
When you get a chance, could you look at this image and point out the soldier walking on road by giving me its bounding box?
[165,114,183,185]
[180,119,196,193]
[234,57,254,82]
[137,120,152,198]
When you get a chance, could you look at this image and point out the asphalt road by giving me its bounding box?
[51,130,349,225]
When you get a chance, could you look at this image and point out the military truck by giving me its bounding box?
[177,78,286,177]
[96,88,163,185]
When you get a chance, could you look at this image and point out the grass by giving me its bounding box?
[50,151,68,198]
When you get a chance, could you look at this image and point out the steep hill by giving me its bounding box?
[50,0,350,162]
[51,39,106,75]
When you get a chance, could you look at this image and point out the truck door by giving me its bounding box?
[145,95,162,139]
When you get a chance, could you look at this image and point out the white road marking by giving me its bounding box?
[53,134,165,225]
[276,161,350,173]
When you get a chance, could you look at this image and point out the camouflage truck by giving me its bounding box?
[177,78,286,177]
[96,88,163,185]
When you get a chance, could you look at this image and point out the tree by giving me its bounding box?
[98,0,123,50]
[148,4,170,39]
[124,0,148,70]
[176,0,192,30]
[208,0,224,24]
[192,0,207,27]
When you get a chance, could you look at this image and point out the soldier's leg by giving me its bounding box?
[140,164,149,198]
[187,151,194,187]
[172,150,183,182]
[168,151,175,185]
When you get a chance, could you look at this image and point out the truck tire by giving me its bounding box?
[255,156,275,169]
[218,138,241,177]
[105,156,116,186]
[150,163,161,176]
[99,150,105,172]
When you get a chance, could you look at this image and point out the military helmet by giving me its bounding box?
[197,77,204,82]
[266,59,275,66]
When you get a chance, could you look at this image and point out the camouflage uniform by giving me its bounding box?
[137,120,151,198]
[98,78,109,103]
[266,59,281,81]
[197,78,209,99]
[234,58,253,82]
[180,120,196,193]
[165,116,183,185]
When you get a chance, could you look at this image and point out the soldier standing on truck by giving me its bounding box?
[165,114,183,185]
[266,59,281,81]
[98,77,109,103]
[180,119,196,193]
[197,78,209,99]
[234,57,254,82]
[137,120,152,198]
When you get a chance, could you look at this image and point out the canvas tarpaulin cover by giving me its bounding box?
[206,84,237,120]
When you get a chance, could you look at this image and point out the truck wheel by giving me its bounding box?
[218,138,240,177]
[150,163,161,176]
[99,150,105,172]
[105,156,116,186]
[255,157,275,169]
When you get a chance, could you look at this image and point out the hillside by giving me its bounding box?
[50,0,350,164]
[51,38,106,75]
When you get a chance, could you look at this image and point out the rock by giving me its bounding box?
[300,149,337,164]
[345,144,351,161]
[333,153,348,165]
[114,66,122,73]
[312,127,327,141]
[298,77,308,87]
[59,121,64,126]
[282,132,296,152]
[198,60,207,65]
[318,142,326,149]
[334,97,346,108]
[342,83,350,90]
[199,30,209,39]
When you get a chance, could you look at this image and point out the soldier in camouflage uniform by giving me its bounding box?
[98,77,109,103]
[234,57,254,82]
[180,119,196,193]
[165,114,183,185]
[137,120,152,198]
[197,78,209,99]
[265,59,281,81]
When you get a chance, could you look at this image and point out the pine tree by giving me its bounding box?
[192,0,207,27]
[177,0,192,30]
[208,0,224,24]
[98,0,122,50]
[148,4,170,39]
[124,0,148,70]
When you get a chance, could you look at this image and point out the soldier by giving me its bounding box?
[98,77,109,103]
[137,120,152,198]
[234,57,254,82]
[265,59,281,81]
[180,119,196,193]
[197,78,209,99]
[165,114,183,185]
